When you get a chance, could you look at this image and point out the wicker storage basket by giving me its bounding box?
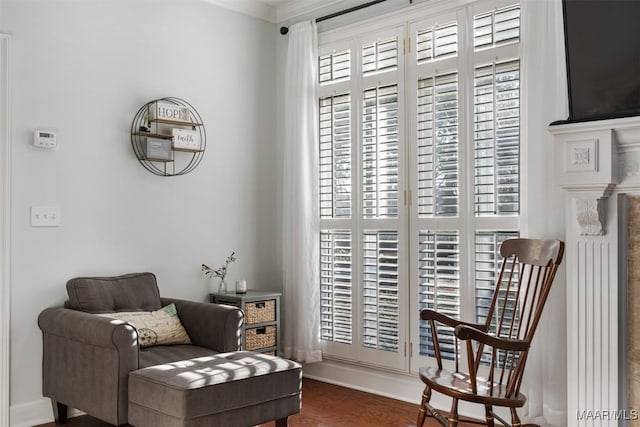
[245,299,276,324]
[245,326,276,350]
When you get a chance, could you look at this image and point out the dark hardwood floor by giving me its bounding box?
[36,379,478,427]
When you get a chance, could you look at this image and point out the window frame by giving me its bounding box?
[319,25,409,370]
[317,0,523,374]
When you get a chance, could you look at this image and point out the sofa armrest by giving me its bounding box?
[38,307,138,348]
[37,307,139,425]
[161,297,243,352]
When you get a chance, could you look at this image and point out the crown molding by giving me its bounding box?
[201,0,348,24]
[275,0,347,23]
[202,0,278,23]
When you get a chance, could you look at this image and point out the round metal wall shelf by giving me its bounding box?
[131,97,206,176]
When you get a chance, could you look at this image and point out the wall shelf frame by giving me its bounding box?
[131,97,206,176]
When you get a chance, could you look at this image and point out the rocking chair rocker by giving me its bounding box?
[416,238,564,427]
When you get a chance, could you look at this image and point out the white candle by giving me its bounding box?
[236,279,247,294]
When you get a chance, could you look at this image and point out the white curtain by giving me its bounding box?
[520,0,568,425]
[281,21,322,364]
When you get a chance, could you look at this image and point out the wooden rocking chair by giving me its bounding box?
[417,238,564,427]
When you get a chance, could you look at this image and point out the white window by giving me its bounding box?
[319,0,521,372]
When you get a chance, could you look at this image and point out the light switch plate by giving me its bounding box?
[31,206,61,227]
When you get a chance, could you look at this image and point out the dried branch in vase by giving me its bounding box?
[201,251,237,281]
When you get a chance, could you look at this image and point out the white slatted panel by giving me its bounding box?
[362,84,400,219]
[320,230,353,344]
[474,231,518,323]
[416,21,457,63]
[474,59,520,216]
[319,49,351,84]
[475,231,519,365]
[363,231,399,352]
[418,231,460,360]
[474,5,520,50]
[362,37,398,75]
[320,93,352,219]
[417,72,459,217]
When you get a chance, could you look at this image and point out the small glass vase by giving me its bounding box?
[218,278,227,294]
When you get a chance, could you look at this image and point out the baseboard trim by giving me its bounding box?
[10,398,83,427]
[301,359,558,425]
[302,358,487,420]
[302,358,424,404]
[10,398,53,427]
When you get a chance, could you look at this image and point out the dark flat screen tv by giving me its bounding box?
[557,0,640,124]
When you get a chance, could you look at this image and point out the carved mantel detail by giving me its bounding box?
[550,123,619,235]
[575,198,606,235]
[566,139,598,173]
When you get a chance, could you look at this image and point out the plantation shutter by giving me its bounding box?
[474,231,520,364]
[474,231,519,325]
[416,21,458,63]
[362,37,398,75]
[418,231,460,360]
[319,49,351,84]
[362,84,400,219]
[317,1,521,372]
[362,231,399,352]
[417,72,459,217]
[320,230,353,344]
[473,5,520,49]
[358,28,405,367]
[318,44,355,348]
[473,59,520,216]
[320,93,352,219]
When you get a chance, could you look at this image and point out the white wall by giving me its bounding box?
[1,0,278,422]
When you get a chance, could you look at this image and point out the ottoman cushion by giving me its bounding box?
[128,351,301,426]
[138,344,219,369]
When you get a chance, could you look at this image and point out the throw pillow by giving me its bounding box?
[98,303,191,348]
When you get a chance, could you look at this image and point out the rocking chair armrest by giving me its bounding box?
[420,309,487,331]
[454,324,530,352]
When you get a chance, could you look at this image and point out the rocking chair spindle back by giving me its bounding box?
[417,238,564,427]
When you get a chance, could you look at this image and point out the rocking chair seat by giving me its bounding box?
[419,366,526,408]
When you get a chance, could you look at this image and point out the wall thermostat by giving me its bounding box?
[33,130,57,149]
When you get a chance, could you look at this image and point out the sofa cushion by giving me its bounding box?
[66,272,162,313]
[139,344,218,369]
[98,303,191,348]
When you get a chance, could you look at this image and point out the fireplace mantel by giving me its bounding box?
[550,116,640,188]
[549,116,639,426]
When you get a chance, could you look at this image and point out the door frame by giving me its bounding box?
[1,33,11,427]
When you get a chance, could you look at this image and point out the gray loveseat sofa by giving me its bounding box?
[38,272,244,426]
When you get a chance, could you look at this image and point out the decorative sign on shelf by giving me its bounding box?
[141,137,172,160]
[149,102,190,122]
[172,128,200,150]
